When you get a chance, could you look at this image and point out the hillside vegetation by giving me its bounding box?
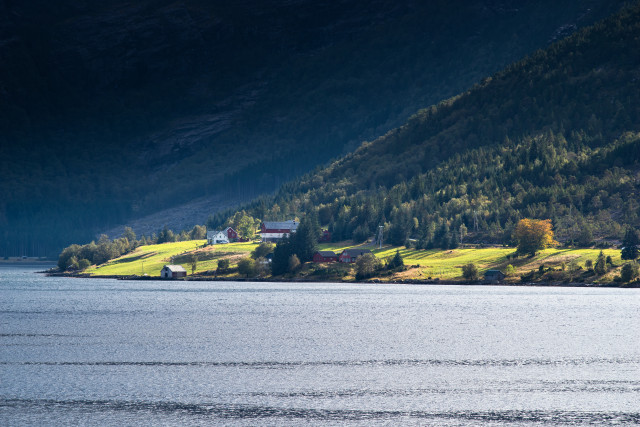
[213,3,640,248]
[85,240,624,284]
[0,0,626,257]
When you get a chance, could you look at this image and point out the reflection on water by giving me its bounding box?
[1,265,639,426]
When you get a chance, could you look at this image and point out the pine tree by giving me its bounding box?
[272,236,294,275]
[594,250,607,275]
[389,249,404,269]
[621,228,640,260]
[292,213,319,262]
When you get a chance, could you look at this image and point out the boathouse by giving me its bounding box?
[160,265,187,279]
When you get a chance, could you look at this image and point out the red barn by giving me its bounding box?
[225,227,238,241]
[319,230,332,242]
[313,251,338,263]
[260,220,299,242]
[338,248,372,263]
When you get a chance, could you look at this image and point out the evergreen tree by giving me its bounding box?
[621,228,640,260]
[389,249,404,269]
[292,213,319,262]
[594,250,607,275]
[620,262,639,282]
[123,227,136,243]
[272,236,294,275]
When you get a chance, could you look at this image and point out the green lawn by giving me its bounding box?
[86,240,258,277]
[87,239,623,281]
[374,246,621,279]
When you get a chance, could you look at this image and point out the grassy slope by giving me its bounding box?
[88,240,622,282]
[85,240,255,276]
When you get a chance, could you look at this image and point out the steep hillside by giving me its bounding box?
[220,3,640,247]
[0,0,626,256]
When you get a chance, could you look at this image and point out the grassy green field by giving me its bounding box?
[372,246,621,280]
[87,239,623,282]
[85,240,256,276]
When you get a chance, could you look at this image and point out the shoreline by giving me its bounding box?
[44,271,640,288]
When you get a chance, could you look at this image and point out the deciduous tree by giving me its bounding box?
[462,263,479,280]
[355,253,381,280]
[188,253,198,274]
[189,225,206,240]
[252,242,275,259]
[288,254,301,272]
[237,257,256,277]
[513,219,558,255]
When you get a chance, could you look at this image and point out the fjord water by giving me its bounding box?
[1,265,639,426]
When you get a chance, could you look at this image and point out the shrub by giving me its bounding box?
[594,251,607,275]
[237,257,256,277]
[252,242,275,259]
[461,263,479,280]
[288,254,301,272]
[505,264,516,276]
[217,258,230,273]
[387,250,405,270]
[620,262,639,282]
[356,253,382,280]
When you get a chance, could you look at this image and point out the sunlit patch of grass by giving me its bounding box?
[87,238,623,282]
[87,240,259,276]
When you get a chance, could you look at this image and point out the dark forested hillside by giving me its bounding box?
[216,3,640,248]
[0,0,626,257]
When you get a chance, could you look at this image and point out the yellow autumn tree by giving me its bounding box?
[513,219,558,255]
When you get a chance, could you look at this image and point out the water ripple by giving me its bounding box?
[1,357,638,368]
[1,399,639,423]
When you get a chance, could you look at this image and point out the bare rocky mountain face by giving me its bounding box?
[0,0,628,256]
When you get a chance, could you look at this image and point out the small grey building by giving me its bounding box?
[160,264,187,279]
[484,270,505,283]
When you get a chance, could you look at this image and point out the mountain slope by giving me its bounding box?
[0,0,627,256]
[223,2,640,246]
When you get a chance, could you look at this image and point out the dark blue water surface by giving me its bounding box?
[1,265,639,426]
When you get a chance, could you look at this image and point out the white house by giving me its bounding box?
[207,230,229,245]
[160,264,187,279]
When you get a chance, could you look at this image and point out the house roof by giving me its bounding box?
[341,248,372,257]
[484,270,504,276]
[262,220,298,231]
[316,250,337,257]
[163,264,186,272]
[224,227,236,232]
[207,230,226,237]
